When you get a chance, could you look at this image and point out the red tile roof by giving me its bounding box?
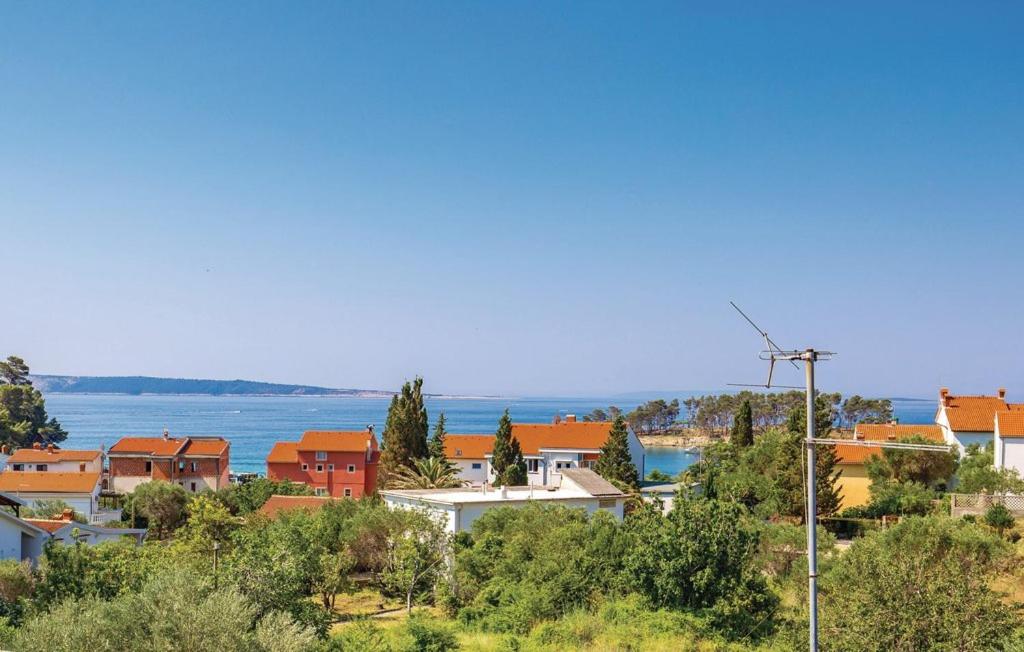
[297,430,375,453]
[259,494,333,518]
[996,412,1024,438]
[266,442,299,464]
[511,422,613,456]
[7,448,102,464]
[0,471,101,494]
[22,519,71,533]
[443,435,493,459]
[109,437,188,456]
[838,423,946,464]
[941,391,1012,432]
[183,438,229,456]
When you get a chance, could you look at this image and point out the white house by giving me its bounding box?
[0,495,47,563]
[444,416,645,487]
[0,472,102,522]
[994,412,1024,476]
[6,444,104,473]
[381,468,627,534]
[935,387,1024,457]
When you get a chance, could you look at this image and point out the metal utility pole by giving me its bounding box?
[730,303,951,652]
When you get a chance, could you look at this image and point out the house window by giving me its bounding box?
[79,463,86,472]
[178,461,186,472]
[145,461,152,473]
[190,482,196,492]
[582,460,596,470]
[190,461,198,473]
[344,488,352,497]
[598,498,616,508]
[328,464,334,471]
[316,464,324,472]
[347,464,356,473]
[11,464,23,471]
[471,463,482,470]
[526,459,539,473]
[316,451,327,461]
[555,461,573,471]
[315,487,328,496]
[301,463,308,471]
[36,464,47,472]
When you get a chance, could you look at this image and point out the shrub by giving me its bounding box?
[399,614,460,652]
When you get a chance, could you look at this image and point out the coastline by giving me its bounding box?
[639,432,714,448]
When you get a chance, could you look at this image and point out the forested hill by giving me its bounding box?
[29,375,392,397]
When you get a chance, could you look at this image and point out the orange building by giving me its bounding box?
[265,428,379,498]
[107,432,230,494]
[836,422,946,508]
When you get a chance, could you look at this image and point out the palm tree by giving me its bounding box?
[392,457,465,490]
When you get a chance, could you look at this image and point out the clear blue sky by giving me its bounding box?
[2,3,1023,398]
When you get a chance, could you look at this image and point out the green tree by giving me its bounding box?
[428,411,448,459]
[392,457,464,490]
[490,409,527,486]
[865,435,958,490]
[626,399,681,435]
[378,511,448,614]
[132,481,189,539]
[984,502,1015,537]
[0,355,67,447]
[820,516,1017,651]
[787,397,843,519]
[956,442,1024,494]
[594,415,639,490]
[859,480,937,518]
[379,377,429,487]
[214,478,314,515]
[840,395,894,427]
[731,400,754,447]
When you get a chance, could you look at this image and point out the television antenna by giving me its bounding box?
[729,302,949,652]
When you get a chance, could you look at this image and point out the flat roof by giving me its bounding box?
[380,485,609,506]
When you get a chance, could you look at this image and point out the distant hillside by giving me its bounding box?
[30,375,393,397]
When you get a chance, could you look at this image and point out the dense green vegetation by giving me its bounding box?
[0,356,67,447]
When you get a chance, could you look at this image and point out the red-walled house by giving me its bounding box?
[107,432,230,494]
[265,428,379,498]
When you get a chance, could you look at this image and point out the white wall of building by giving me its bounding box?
[0,519,24,561]
[996,437,1024,475]
[453,459,488,485]
[16,492,97,521]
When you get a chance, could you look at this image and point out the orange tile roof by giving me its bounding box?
[510,422,613,456]
[297,430,375,453]
[7,448,102,464]
[996,412,1024,438]
[942,393,1010,432]
[109,437,188,456]
[23,519,71,533]
[443,435,493,459]
[259,494,333,518]
[0,471,101,494]
[182,438,229,456]
[266,442,300,464]
[839,423,946,464]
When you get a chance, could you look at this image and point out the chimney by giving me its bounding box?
[163,429,169,440]
[553,414,561,424]
[0,445,8,455]
[59,508,74,522]
[565,414,577,423]
[887,432,896,441]
[32,442,41,450]
[854,430,865,441]
[500,485,508,499]
[367,424,374,435]
[47,443,55,454]
[939,388,951,407]
[998,388,1007,400]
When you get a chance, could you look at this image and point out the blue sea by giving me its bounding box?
[43,395,937,477]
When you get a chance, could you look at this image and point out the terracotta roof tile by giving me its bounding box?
[839,423,946,464]
[7,449,102,464]
[0,472,101,494]
[443,435,493,459]
[22,519,71,533]
[942,393,1011,432]
[297,431,375,453]
[510,422,613,456]
[182,438,229,456]
[259,495,333,518]
[109,437,188,456]
[996,412,1024,438]
[266,442,300,464]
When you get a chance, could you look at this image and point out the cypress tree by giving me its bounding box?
[491,409,527,486]
[595,415,639,490]
[787,396,843,518]
[379,377,430,487]
[732,399,754,447]
[428,412,448,459]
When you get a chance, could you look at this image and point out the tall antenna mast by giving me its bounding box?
[729,302,949,652]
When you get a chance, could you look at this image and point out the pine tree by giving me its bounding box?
[490,409,527,486]
[732,399,754,447]
[594,415,639,490]
[787,395,843,518]
[428,412,448,459]
[379,377,430,487]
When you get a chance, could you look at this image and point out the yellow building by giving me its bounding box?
[835,423,945,509]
